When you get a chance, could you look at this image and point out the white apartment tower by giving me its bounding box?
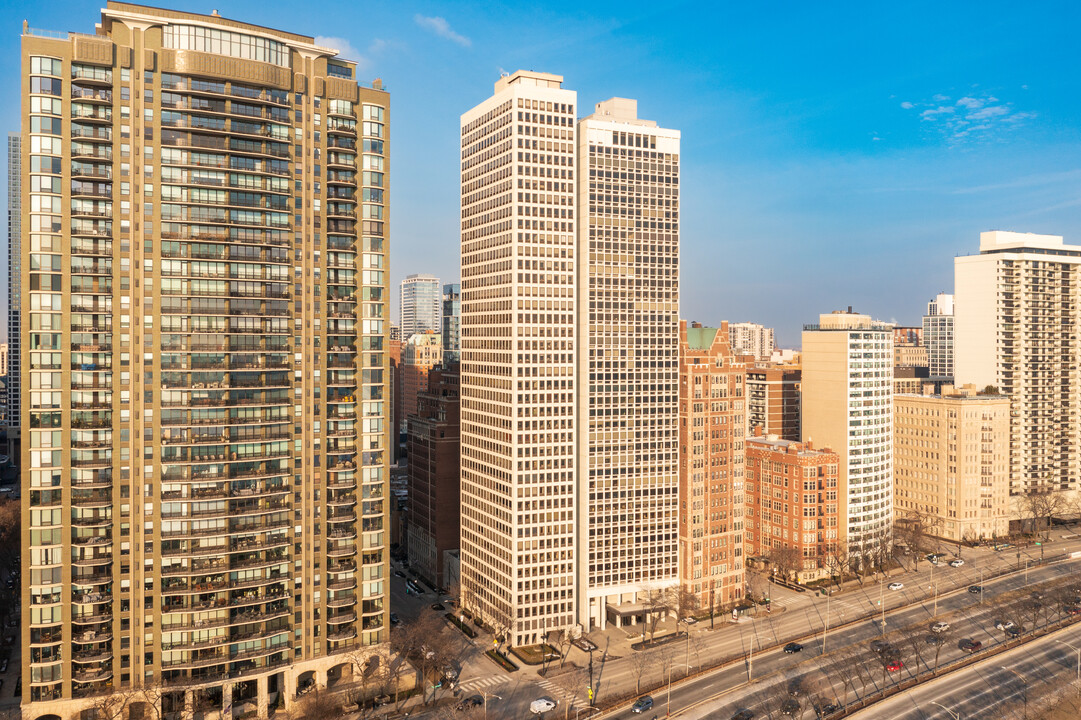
[728,322,775,361]
[576,98,680,629]
[923,292,954,380]
[802,311,894,559]
[955,231,1081,498]
[459,71,578,646]
[399,273,442,339]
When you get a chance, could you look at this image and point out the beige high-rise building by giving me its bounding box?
[20,4,389,716]
[802,311,893,561]
[459,71,578,646]
[577,98,680,630]
[955,231,1081,504]
[894,386,1010,542]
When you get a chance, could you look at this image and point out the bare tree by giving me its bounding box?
[487,602,514,655]
[292,690,342,720]
[554,627,574,669]
[674,584,701,623]
[629,650,651,695]
[549,667,585,720]
[644,588,673,642]
[86,686,139,720]
[769,545,802,584]
[747,573,768,605]
[827,650,859,707]
[689,631,708,671]
[898,625,927,677]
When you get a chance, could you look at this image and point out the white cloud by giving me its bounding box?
[414,14,471,47]
[315,36,364,64]
[900,89,1035,145]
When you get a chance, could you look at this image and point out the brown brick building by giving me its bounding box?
[678,321,746,612]
[746,428,840,583]
[406,365,460,589]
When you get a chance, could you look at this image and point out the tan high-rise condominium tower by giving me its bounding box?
[802,311,893,563]
[577,98,680,630]
[459,71,578,646]
[21,4,389,716]
[955,231,1081,506]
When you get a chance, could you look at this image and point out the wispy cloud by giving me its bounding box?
[414,14,471,47]
[899,89,1036,145]
[315,36,364,63]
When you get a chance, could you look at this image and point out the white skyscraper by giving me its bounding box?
[576,98,680,630]
[399,273,442,339]
[728,322,775,361]
[459,71,579,646]
[922,292,954,380]
[955,231,1081,500]
[802,311,894,560]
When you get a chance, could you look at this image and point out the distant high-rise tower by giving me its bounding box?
[400,273,441,338]
[923,292,954,380]
[955,231,1081,501]
[442,283,460,362]
[459,70,578,646]
[7,133,21,437]
[728,322,775,361]
[20,5,389,715]
[802,311,893,560]
[577,97,680,629]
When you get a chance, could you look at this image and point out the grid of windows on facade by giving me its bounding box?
[27,52,76,702]
[585,136,679,588]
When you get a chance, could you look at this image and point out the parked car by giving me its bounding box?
[389,613,400,625]
[926,553,946,562]
[456,695,483,711]
[820,702,841,714]
[886,660,904,672]
[530,697,557,714]
[1006,626,1024,638]
[682,616,698,625]
[431,603,446,612]
[961,639,983,653]
[783,642,803,654]
[871,639,893,654]
[949,559,965,567]
[781,698,801,716]
[994,620,1016,631]
[631,696,654,714]
[931,621,950,633]
[925,634,944,647]
[888,582,904,591]
[787,678,805,697]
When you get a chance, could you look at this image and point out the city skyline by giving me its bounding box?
[3,1,1081,345]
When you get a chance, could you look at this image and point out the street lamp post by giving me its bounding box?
[930,700,961,720]
[979,567,984,606]
[1001,666,1027,719]
[822,589,831,653]
[879,576,886,634]
[587,647,595,707]
[932,582,939,618]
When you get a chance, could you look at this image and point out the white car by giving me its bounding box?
[530,697,558,714]
[931,621,950,633]
[995,620,1016,631]
[888,582,904,591]
[949,559,964,567]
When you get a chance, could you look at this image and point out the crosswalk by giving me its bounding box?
[535,675,584,708]
[456,675,508,693]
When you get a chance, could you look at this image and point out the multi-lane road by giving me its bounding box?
[596,551,1081,719]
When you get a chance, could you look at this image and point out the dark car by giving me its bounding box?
[870,639,893,654]
[730,710,755,720]
[456,695,484,711]
[787,678,805,697]
[960,639,983,653]
[1006,626,1024,638]
[431,603,445,612]
[393,570,406,578]
[968,585,983,594]
[783,642,804,654]
[781,698,801,716]
[925,634,944,647]
[389,613,400,625]
[820,702,841,714]
[1068,606,1081,616]
[631,696,654,713]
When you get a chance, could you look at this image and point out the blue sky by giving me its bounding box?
[3,1,1080,345]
